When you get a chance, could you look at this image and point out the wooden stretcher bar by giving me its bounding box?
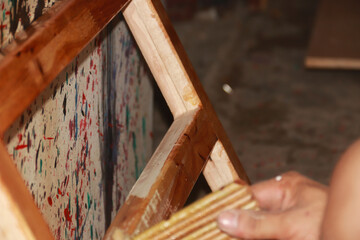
[0,0,252,239]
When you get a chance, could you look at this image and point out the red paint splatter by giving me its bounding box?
[47,196,53,206]
[43,136,54,140]
[82,93,86,103]
[0,24,7,29]
[80,118,87,133]
[58,188,63,196]
[17,134,22,143]
[69,119,75,140]
[64,207,72,222]
[15,144,28,150]
[97,130,103,137]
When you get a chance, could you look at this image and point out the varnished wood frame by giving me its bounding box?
[0,0,249,239]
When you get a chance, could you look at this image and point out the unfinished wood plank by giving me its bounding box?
[123,0,249,187]
[306,0,360,69]
[133,183,257,240]
[204,141,243,191]
[104,109,218,239]
[0,0,130,136]
[0,141,53,239]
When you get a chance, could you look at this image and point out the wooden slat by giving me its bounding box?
[123,0,249,189]
[203,141,243,191]
[104,109,218,238]
[306,0,360,69]
[0,141,54,239]
[0,0,130,135]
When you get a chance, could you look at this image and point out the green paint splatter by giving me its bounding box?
[133,132,140,179]
[39,159,42,174]
[87,193,91,208]
[142,117,146,137]
[90,225,93,240]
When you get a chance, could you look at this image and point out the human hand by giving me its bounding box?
[217,171,328,240]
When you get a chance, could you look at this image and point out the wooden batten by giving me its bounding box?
[123,0,249,189]
[0,0,130,136]
[104,109,218,238]
[306,0,360,70]
[0,141,54,239]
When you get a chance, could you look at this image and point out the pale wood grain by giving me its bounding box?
[132,183,258,240]
[104,109,218,238]
[123,0,249,189]
[0,141,53,239]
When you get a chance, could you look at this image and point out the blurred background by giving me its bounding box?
[153,0,360,199]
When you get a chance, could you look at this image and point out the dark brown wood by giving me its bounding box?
[0,0,130,135]
[306,0,360,69]
[104,109,218,239]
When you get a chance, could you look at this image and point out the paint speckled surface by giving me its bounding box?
[3,13,153,240]
[0,0,57,48]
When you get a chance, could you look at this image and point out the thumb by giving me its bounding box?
[217,209,288,239]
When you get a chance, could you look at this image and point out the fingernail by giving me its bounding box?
[217,210,238,231]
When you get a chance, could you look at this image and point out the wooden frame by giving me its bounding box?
[0,0,249,239]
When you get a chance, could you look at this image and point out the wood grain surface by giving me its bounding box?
[104,109,218,238]
[0,141,54,239]
[306,0,360,69]
[0,0,129,135]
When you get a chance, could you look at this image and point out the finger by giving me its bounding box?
[251,178,286,210]
[251,172,302,210]
[217,209,289,239]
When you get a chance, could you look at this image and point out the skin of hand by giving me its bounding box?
[217,171,328,240]
[321,140,360,240]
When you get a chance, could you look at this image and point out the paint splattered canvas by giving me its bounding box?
[2,1,154,239]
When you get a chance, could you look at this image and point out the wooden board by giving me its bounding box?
[0,0,129,136]
[0,0,252,238]
[306,0,360,69]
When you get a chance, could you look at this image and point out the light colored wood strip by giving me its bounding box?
[305,57,360,70]
[124,0,202,117]
[104,109,218,239]
[133,183,257,240]
[0,0,130,135]
[140,185,248,239]
[123,0,249,188]
[204,141,243,191]
[123,1,188,118]
[0,142,53,239]
[306,0,360,70]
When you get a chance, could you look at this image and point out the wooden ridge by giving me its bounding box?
[133,183,258,240]
[0,140,54,239]
[122,0,249,191]
[104,109,218,239]
[306,0,360,69]
[0,0,130,135]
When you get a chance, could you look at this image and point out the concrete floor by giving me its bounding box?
[153,0,360,197]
